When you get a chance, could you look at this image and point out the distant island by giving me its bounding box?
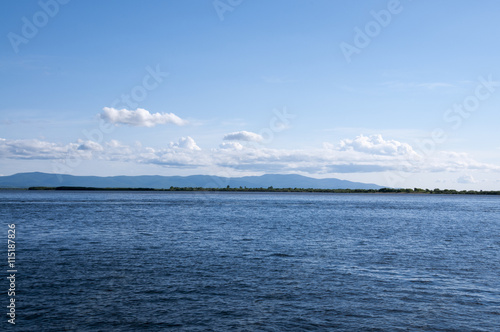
[25,186,500,195]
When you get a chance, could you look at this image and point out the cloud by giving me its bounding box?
[339,135,418,157]
[143,137,206,167]
[1,135,498,176]
[223,131,263,142]
[104,140,135,160]
[421,151,500,173]
[169,137,201,150]
[100,107,186,127]
[219,142,243,150]
[0,138,75,159]
[457,175,477,184]
[77,140,103,151]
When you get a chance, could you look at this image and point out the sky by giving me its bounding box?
[1,0,500,190]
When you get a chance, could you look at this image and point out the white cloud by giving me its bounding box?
[106,140,127,149]
[0,138,74,159]
[77,140,103,152]
[219,142,243,150]
[339,135,418,157]
[223,131,263,142]
[169,137,201,150]
[422,151,500,173]
[100,107,186,127]
[457,175,477,184]
[1,135,498,177]
[104,140,135,160]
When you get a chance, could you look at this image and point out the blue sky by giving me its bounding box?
[1,0,500,189]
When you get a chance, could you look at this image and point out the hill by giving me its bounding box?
[0,172,383,190]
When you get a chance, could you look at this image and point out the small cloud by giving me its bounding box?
[223,131,263,143]
[100,107,187,127]
[339,134,418,157]
[106,140,125,148]
[457,175,476,184]
[169,137,201,150]
[219,142,243,150]
[77,140,103,151]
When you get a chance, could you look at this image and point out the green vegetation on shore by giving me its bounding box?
[26,186,500,195]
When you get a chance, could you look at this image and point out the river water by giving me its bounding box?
[2,191,499,331]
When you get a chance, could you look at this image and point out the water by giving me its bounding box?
[1,191,500,331]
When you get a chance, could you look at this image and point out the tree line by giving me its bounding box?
[27,186,500,195]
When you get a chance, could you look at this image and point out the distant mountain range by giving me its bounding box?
[0,172,383,190]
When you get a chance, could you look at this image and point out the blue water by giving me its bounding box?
[2,191,500,331]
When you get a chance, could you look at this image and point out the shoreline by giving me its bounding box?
[0,186,495,195]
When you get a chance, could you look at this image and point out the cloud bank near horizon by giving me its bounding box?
[1,135,498,177]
